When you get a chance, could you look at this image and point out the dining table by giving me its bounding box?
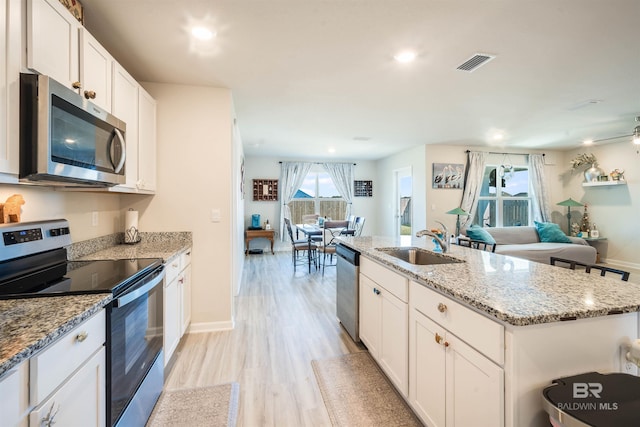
[295,222,352,273]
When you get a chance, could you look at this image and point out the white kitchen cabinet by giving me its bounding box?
[111,63,139,191]
[0,0,20,180]
[79,29,113,112]
[410,309,504,427]
[409,281,504,427]
[27,0,80,90]
[164,248,192,366]
[137,87,157,192]
[0,361,29,427]
[359,258,408,397]
[29,347,105,427]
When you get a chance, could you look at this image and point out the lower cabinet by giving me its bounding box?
[409,282,504,427]
[359,258,408,397]
[164,248,192,366]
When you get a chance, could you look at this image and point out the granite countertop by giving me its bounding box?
[338,235,640,327]
[0,294,111,378]
[73,232,192,263]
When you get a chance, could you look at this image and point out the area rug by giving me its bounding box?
[311,352,422,426]
[147,382,240,427]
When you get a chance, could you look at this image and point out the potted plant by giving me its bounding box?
[570,153,603,182]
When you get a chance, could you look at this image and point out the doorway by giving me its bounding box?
[395,167,412,242]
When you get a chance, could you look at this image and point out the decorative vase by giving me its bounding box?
[584,164,604,183]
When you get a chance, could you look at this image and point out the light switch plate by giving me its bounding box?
[211,208,221,222]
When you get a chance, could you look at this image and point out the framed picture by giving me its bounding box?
[432,163,464,189]
[354,180,373,197]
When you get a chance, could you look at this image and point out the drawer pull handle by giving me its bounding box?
[434,333,450,348]
[42,402,59,426]
[437,303,447,313]
[76,331,88,342]
[172,262,179,268]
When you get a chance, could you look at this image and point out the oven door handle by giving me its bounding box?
[113,269,165,308]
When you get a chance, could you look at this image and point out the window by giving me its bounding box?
[288,168,346,224]
[473,164,530,227]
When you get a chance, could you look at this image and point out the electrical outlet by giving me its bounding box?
[92,211,99,226]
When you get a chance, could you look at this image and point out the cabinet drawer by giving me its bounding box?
[410,281,504,365]
[165,255,182,284]
[180,248,192,268]
[361,257,408,302]
[31,310,105,403]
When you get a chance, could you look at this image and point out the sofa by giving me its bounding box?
[475,226,597,265]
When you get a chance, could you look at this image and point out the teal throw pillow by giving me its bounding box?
[465,224,496,244]
[534,221,572,243]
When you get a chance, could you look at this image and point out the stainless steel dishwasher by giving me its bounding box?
[336,243,360,342]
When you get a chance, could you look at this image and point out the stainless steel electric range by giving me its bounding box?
[0,219,166,427]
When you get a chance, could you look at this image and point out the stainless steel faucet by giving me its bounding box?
[416,221,449,253]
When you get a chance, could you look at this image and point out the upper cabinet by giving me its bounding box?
[27,0,80,90]
[137,87,157,192]
[112,63,139,191]
[0,0,20,179]
[80,29,113,112]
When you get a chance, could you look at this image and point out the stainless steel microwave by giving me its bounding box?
[19,73,127,187]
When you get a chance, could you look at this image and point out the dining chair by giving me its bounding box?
[318,220,349,275]
[550,256,630,281]
[458,237,496,253]
[284,218,317,272]
[352,217,365,236]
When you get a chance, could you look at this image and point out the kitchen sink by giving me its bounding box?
[376,247,464,265]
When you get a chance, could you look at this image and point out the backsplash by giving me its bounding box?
[67,231,192,260]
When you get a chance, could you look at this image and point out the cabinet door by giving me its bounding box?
[409,309,446,427]
[29,347,105,427]
[80,29,112,112]
[379,287,408,396]
[180,264,192,335]
[112,63,139,190]
[27,0,79,89]
[358,274,380,357]
[137,87,157,192]
[0,361,29,427]
[445,334,504,427]
[164,278,180,366]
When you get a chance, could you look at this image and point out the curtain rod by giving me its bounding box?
[278,161,357,165]
[465,150,545,157]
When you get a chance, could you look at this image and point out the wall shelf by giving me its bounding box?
[582,180,627,187]
[252,179,278,201]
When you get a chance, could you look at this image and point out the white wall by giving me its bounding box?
[243,156,378,252]
[561,141,639,269]
[376,145,427,236]
[0,184,122,241]
[122,82,235,332]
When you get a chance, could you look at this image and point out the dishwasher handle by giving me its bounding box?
[336,243,360,265]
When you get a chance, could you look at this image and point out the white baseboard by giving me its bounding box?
[187,319,235,334]
[601,258,640,273]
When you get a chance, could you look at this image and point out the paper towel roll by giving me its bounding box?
[124,209,140,244]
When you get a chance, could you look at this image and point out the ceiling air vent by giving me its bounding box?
[456,53,496,72]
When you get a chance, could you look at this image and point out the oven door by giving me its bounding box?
[108,266,164,426]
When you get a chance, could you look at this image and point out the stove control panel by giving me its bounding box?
[0,219,72,262]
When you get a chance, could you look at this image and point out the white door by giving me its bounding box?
[358,274,381,357]
[395,167,412,241]
[379,288,408,397]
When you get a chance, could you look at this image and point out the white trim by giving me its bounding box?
[186,319,235,334]
[603,258,640,273]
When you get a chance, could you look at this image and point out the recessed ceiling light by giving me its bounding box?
[491,132,505,141]
[191,27,215,41]
[393,50,416,63]
[328,147,336,153]
[583,139,594,145]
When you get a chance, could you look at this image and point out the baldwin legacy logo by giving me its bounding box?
[556,382,619,411]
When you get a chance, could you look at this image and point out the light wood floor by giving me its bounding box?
[164,251,364,426]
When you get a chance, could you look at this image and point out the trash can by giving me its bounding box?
[543,372,640,427]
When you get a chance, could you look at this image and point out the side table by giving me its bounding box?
[245,229,275,255]
[582,237,607,263]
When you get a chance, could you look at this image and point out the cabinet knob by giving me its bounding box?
[75,331,88,342]
[373,288,381,295]
[72,81,82,89]
[437,302,447,313]
[434,333,450,347]
[84,90,97,100]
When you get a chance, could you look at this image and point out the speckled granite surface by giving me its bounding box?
[0,294,111,378]
[71,232,192,262]
[338,236,640,327]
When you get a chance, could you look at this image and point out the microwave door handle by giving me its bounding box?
[112,128,126,173]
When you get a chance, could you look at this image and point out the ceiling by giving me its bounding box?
[79,0,640,160]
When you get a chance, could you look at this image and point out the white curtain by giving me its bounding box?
[279,162,312,241]
[322,162,354,219]
[529,154,551,222]
[459,151,487,230]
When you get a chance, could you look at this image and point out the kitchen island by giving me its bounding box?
[338,235,640,427]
